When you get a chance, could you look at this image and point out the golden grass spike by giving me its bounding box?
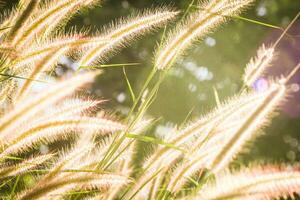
[0,117,124,157]
[141,91,270,197]
[0,72,99,135]
[7,0,40,43]
[242,11,300,87]
[0,154,52,178]
[41,138,95,182]
[42,0,102,36]
[15,49,68,102]
[0,4,26,37]
[12,35,107,69]
[17,136,128,200]
[43,0,102,35]
[45,173,130,199]
[210,83,286,173]
[38,99,101,121]
[13,0,100,47]
[79,8,178,66]
[155,0,254,70]
[19,139,95,199]
[0,79,17,109]
[202,63,300,172]
[16,173,129,200]
[243,44,275,87]
[196,165,300,200]
[142,91,265,172]
[162,95,265,194]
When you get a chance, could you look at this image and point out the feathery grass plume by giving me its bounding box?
[0,72,99,136]
[16,173,129,200]
[11,34,108,70]
[166,65,297,179]
[37,98,101,121]
[0,4,25,38]
[12,0,100,47]
[14,47,71,102]
[0,79,17,109]
[82,133,135,171]
[139,92,266,197]
[16,138,95,199]
[210,82,286,173]
[155,0,254,70]
[194,165,300,200]
[125,93,263,199]
[79,8,178,66]
[0,117,124,158]
[0,154,52,178]
[41,137,96,181]
[42,0,101,36]
[243,44,275,87]
[141,91,265,172]
[242,12,300,87]
[6,0,40,43]
[16,137,129,200]
[159,91,276,191]
[1,0,300,198]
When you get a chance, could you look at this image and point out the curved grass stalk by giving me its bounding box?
[0,79,17,108]
[147,172,164,200]
[242,11,300,88]
[13,0,100,47]
[37,99,101,121]
[125,166,164,200]
[42,0,101,36]
[0,72,99,136]
[12,35,108,69]
[100,160,130,200]
[39,137,95,183]
[142,91,265,172]
[44,173,129,199]
[0,6,23,37]
[137,91,269,198]
[100,119,153,200]
[155,0,253,70]
[16,137,128,200]
[16,173,129,200]
[243,44,275,87]
[0,154,52,179]
[7,0,40,43]
[195,165,300,200]
[0,117,124,157]
[15,49,68,102]
[79,8,178,66]
[210,83,286,173]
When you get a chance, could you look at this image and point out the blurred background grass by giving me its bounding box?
[3,0,300,165]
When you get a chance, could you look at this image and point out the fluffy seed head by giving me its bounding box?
[243,44,275,87]
[79,8,178,66]
[196,165,300,200]
[0,72,99,136]
[210,82,286,173]
[155,0,254,70]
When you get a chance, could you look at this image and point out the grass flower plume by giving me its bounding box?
[155,0,254,70]
[243,44,275,87]
[0,0,300,199]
